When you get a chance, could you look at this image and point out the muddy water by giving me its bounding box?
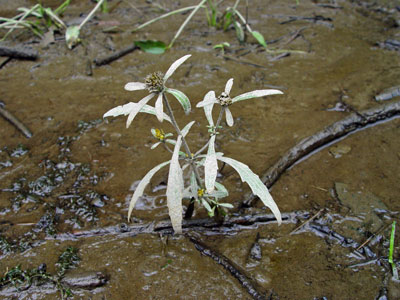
[0,0,400,299]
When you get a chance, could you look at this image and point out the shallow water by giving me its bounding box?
[0,0,400,299]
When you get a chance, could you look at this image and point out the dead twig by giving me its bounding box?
[0,105,32,138]
[243,100,400,207]
[94,44,139,66]
[54,211,306,240]
[0,45,38,60]
[188,234,268,300]
[355,223,392,251]
[290,208,324,234]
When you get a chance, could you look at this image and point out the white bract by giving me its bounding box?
[103,55,192,127]
[196,78,283,127]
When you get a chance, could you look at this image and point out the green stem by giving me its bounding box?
[78,0,105,31]
[234,9,252,32]
[194,106,225,157]
[162,94,203,186]
[168,0,208,49]
[1,4,40,41]
[132,5,201,32]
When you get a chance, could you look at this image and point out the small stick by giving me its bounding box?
[188,234,267,300]
[355,223,391,251]
[0,105,32,138]
[244,100,400,207]
[94,44,139,66]
[0,45,38,60]
[290,208,323,234]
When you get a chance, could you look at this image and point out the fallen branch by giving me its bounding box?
[55,211,306,240]
[0,105,32,138]
[243,100,400,207]
[93,44,139,66]
[0,45,38,60]
[188,234,268,300]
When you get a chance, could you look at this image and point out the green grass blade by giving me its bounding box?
[132,6,200,33]
[168,0,207,49]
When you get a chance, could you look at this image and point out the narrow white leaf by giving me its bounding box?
[196,93,217,108]
[124,82,147,91]
[225,78,234,95]
[104,102,171,122]
[155,93,164,122]
[165,88,191,114]
[201,199,213,212]
[214,182,229,198]
[218,203,234,208]
[151,142,161,149]
[167,135,184,234]
[128,160,170,221]
[205,135,218,193]
[166,139,176,145]
[232,89,283,103]
[190,171,199,200]
[181,121,195,138]
[208,190,228,199]
[217,156,282,224]
[164,54,191,82]
[225,107,234,127]
[126,94,155,128]
[202,91,215,126]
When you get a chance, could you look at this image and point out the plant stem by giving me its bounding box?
[168,0,208,49]
[1,4,40,41]
[78,0,105,31]
[234,9,252,32]
[194,106,225,157]
[162,94,203,186]
[132,5,201,32]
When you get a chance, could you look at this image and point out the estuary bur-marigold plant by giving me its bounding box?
[103,55,283,234]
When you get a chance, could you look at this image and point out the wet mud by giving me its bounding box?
[0,0,400,299]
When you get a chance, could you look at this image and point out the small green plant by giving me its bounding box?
[65,0,106,49]
[133,0,270,49]
[213,42,230,55]
[103,55,282,233]
[0,1,70,41]
[0,247,80,299]
[389,221,399,280]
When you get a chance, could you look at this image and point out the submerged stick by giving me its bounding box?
[243,100,400,207]
[188,235,267,300]
[94,44,139,66]
[55,211,305,240]
[0,45,38,60]
[0,105,32,138]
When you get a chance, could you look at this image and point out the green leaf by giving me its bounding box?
[167,136,184,234]
[233,21,245,43]
[251,30,267,48]
[55,0,71,15]
[134,40,166,54]
[128,160,170,221]
[217,156,281,224]
[223,11,233,31]
[165,88,191,114]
